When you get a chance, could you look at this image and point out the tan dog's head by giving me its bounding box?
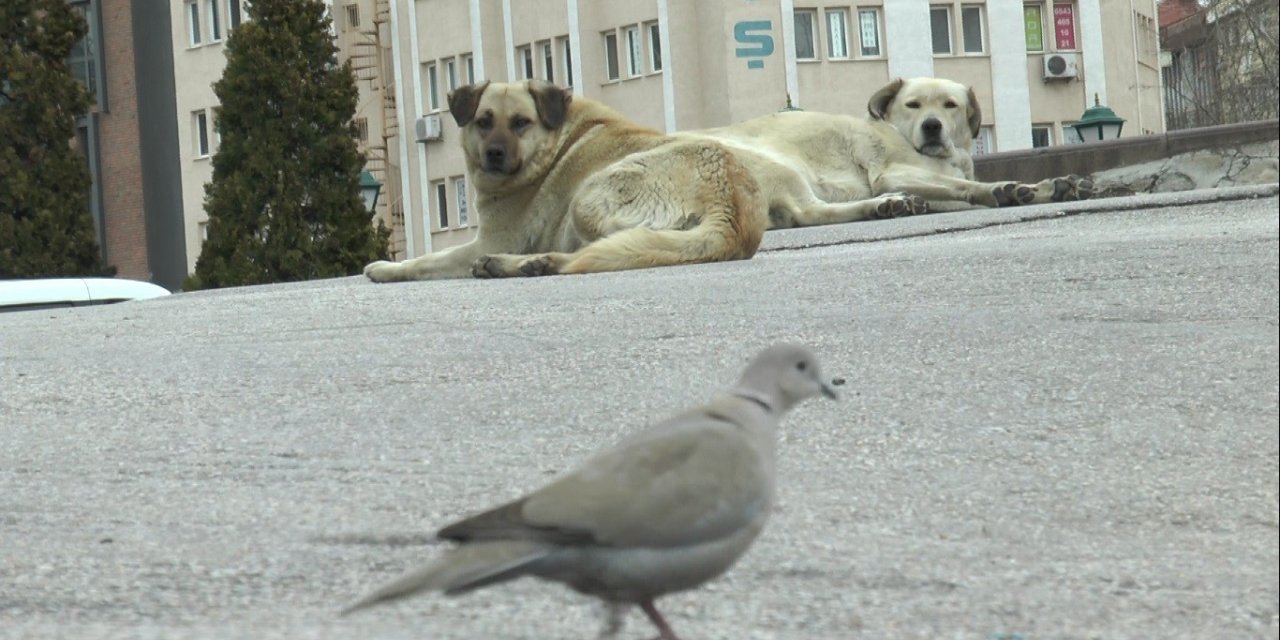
[867,77,981,159]
[448,80,573,190]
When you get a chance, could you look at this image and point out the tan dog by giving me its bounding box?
[697,76,1091,228]
[364,81,769,281]
[364,78,1089,281]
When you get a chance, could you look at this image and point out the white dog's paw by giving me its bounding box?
[363,260,400,282]
[873,193,928,219]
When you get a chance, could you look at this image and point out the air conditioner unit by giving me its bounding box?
[1043,53,1079,80]
[415,114,443,142]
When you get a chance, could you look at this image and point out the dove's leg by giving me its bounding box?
[597,601,630,638]
[639,600,682,640]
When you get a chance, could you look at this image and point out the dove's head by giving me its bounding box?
[738,343,838,411]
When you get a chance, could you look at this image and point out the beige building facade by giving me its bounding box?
[374,0,1164,261]
[168,0,1164,273]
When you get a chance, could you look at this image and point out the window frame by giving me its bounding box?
[434,181,449,230]
[624,25,642,77]
[425,62,439,111]
[647,22,663,72]
[559,37,574,88]
[972,126,995,155]
[857,8,882,57]
[227,0,242,31]
[541,41,554,82]
[960,5,986,54]
[793,9,818,61]
[207,0,222,42]
[446,59,458,91]
[825,8,849,60]
[463,54,476,84]
[1024,4,1045,52]
[194,110,211,158]
[454,176,469,227]
[929,6,953,55]
[186,0,202,47]
[603,31,620,81]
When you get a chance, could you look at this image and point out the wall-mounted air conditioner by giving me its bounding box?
[415,114,443,142]
[1043,53,1079,80]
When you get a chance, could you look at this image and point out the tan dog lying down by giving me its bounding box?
[364,78,1090,281]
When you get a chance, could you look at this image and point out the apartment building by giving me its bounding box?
[376,0,1163,261]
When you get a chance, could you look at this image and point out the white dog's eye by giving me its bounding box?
[905,101,920,109]
[944,100,958,109]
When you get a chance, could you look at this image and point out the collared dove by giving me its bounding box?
[341,343,837,639]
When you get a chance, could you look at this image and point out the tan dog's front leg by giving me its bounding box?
[471,252,571,278]
[364,242,489,282]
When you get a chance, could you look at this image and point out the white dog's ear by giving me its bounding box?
[966,86,982,138]
[528,80,573,129]
[867,78,904,120]
[448,81,491,127]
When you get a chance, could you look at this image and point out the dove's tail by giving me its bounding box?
[340,541,549,615]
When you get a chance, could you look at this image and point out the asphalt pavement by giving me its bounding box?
[2,186,1277,640]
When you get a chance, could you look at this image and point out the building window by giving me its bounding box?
[625,26,642,77]
[68,2,100,103]
[1024,4,1044,52]
[930,7,951,55]
[1031,125,1052,148]
[973,126,995,155]
[858,9,881,57]
[345,4,360,30]
[542,41,554,82]
[794,9,817,60]
[1062,121,1083,144]
[194,110,210,157]
[604,32,619,81]
[826,9,848,59]
[354,117,368,143]
[446,59,458,90]
[647,22,662,72]
[961,6,984,53]
[463,54,475,84]
[1052,2,1078,50]
[187,0,202,47]
[520,45,534,80]
[434,181,448,229]
[207,0,222,41]
[227,0,242,30]
[200,221,209,242]
[425,62,439,110]
[454,177,469,227]
[559,38,574,87]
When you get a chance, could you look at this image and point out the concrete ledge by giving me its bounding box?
[974,119,1280,183]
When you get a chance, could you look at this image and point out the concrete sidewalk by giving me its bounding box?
[1,191,1277,639]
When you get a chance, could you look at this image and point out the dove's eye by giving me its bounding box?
[795,361,808,372]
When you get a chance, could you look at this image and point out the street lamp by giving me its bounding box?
[1072,94,1126,143]
[359,171,382,213]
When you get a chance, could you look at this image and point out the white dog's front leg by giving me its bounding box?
[364,241,488,282]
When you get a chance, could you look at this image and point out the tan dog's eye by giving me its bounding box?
[511,115,533,131]
[475,114,494,130]
[905,101,921,109]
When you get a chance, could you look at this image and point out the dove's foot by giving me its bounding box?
[640,600,683,640]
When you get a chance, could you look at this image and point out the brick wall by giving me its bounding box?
[95,0,150,281]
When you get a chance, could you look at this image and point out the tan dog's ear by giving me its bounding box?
[966,86,982,138]
[528,81,573,129]
[448,81,490,127]
[867,78,904,120]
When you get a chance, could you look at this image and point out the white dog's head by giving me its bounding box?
[867,77,981,159]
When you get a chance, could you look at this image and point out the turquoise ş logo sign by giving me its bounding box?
[734,20,773,69]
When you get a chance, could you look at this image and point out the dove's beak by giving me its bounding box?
[821,380,839,400]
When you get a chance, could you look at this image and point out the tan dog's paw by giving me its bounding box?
[473,254,561,278]
[872,193,928,219]
[991,182,1035,207]
[364,260,400,282]
[1051,175,1094,202]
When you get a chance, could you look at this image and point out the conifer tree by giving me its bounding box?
[0,0,111,277]
[189,0,388,289]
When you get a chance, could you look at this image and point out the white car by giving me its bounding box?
[0,278,171,312]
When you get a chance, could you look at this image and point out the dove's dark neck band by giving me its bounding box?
[732,391,774,413]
